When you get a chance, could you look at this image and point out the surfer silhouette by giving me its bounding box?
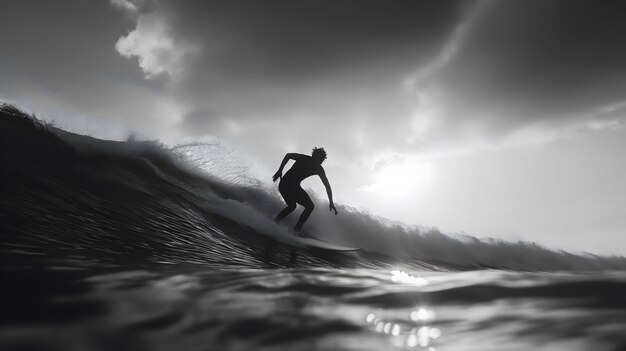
[273,147,338,232]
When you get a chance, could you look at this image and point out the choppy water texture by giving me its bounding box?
[2,105,626,350]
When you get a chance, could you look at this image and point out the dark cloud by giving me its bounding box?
[107,0,626,157]
[419,0,626,144]
[2,0,625,155]
[170,0,463,82]
[129,0,467,148]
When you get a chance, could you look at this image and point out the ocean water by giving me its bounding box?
[2,105,626,350]
[4,250,626,351]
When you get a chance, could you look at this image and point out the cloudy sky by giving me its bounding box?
[2,0,625,254]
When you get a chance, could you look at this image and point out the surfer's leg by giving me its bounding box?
[275,181,297,223]
[294,189,314,231]
[275,203,296,223]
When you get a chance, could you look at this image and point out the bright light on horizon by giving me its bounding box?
[359,158,433,199]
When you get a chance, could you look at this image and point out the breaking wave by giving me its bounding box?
[2,103,625,271]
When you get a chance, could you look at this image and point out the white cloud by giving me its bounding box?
[111,0,156,15]
[113,4,197,80]
[111,0,140,14]
[402,0,626,157]
[116,13,173,79]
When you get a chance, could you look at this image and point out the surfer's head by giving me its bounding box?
[312,147,327,164]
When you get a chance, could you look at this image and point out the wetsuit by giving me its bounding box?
[274,154,327,229]
[279,155,322,209]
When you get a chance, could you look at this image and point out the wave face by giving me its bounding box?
[3,104,626,351]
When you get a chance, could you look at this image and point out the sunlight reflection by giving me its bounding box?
[410,307,435,322]
[415,326,441,347]
[365,307,441,349]
[407,334,418,347]
[390,270,429,287]
[391,323,401,336]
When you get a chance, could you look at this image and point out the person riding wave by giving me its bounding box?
[273,147,338,232]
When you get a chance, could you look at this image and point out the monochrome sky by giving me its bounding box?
[2,0,625,254]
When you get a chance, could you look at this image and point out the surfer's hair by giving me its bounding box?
[312,147,327,161]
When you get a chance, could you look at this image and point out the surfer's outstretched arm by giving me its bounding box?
[320,169,338,215]
[273,153,305,181]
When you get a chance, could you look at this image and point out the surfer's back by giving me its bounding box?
[282,154,322,183]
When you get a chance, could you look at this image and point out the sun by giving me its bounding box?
[360,159,433,199]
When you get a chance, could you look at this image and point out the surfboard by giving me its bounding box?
[292,236,362,252]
